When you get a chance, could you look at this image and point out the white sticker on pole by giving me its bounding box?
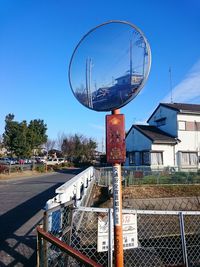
[113,165,121,226]
[97,213,138,252]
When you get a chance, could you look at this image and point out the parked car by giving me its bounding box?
[8,158,18,164]
[46,158,66,165]
[46,158,60,165]
[24,159,32,164]
[18,159,25,164]
[58,158,65,164]
[0,158,9,164]
[35,157,46,164]
[0,157,16,165]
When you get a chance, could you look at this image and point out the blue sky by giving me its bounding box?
[1,0,200,151]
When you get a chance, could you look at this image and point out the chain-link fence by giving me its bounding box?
[122,196,200,211]
[97,166,200,186]
[41,203,200,267]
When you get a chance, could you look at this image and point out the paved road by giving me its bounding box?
[0,169,81,267]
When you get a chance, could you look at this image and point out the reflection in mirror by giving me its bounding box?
[69,21,151,111]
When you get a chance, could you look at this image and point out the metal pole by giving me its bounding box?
[112,109,124,267]
[43,211,48,267]
[37,229,42,267]
[108,208,113,267]
[179,212,188,267]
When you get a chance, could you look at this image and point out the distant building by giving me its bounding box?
[115,73,143,86]
[126,103,200,170]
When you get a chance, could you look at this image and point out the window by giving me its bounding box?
[151,152,163,165]
[129,152,135,165]
[156,118,166,127]
[178,121,186,130]
[186,121,200,131]
[180,152,198,166]
[141,151,150,165]
[179,121,200,131]
[196,122,200,131]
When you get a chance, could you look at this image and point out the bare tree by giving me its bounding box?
[62,134,97,164]
[56,132,66,151]
[45,138,56,157]
[0,134,3,154]
[0,134,2,147]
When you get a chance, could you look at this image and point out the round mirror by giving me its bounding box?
[69,20,151,112]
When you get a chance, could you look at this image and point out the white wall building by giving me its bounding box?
[125,103,200,170]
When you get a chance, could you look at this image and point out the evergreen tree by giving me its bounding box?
[3,114,48,157]
[27,119,48,152]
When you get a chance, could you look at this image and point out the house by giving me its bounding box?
[125,103,200,170]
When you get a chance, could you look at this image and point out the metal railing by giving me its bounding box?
[0,163,45,175]
[40,166,200,266]
[42,201,200,267]
[45,166,96,211]
[97,166,200,186]
[37,226,103,267]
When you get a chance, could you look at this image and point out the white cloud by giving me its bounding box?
[162,60,200,103]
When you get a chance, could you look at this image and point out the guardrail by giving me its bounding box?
[37,226,102,267]
[45,166,96,210]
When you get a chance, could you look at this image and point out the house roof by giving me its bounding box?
[128,124,178,144]
[161,103,200,112]
[115,73,143,81]
[147,102,200,123]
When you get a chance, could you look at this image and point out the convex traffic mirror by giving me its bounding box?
[69,20,151,112]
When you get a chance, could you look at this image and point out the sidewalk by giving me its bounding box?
[0,170,56,181]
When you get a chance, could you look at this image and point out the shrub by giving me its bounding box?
[0,164,9,174]
[52,164,60,171]
[35,164,46,173]
[60,162,74,168]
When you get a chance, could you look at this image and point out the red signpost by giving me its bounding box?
[106,109,126,266]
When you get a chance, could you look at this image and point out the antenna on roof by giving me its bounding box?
[169,67,173,103]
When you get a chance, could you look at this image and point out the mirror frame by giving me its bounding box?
[68,20,151,111]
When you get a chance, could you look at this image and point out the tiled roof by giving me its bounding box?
[147,102,200,123]
[133,125,177,144]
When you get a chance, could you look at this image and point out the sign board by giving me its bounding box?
[106,114,126,163]
[97,213,138,252]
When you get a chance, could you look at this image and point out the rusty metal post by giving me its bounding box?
[106,109,125,266]
[112,163,124,267]
[112,109,124,267]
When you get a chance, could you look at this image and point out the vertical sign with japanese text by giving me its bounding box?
[113,165,121,226]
